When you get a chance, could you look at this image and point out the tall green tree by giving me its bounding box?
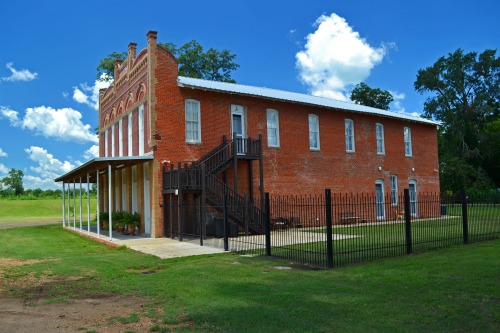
[96,51,127,81]
[97,40,239,83]
[350,82,394,110]
[414,48,500,191]
[1,168,24,196]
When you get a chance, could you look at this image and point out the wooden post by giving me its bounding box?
[258,134,265,209]
[233,132,238,194]
[200,162,207,245]
[177,162,182,241]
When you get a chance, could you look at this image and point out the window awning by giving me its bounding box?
[54,155,154,183]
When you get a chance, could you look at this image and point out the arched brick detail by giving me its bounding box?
[125,93,134,110]
[137,83,146,101]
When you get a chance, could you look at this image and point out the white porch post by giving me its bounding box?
[108,163,113,241]
[73,181,76,229]
[62,182,66,227]
[96,169,100,239]
[67,182,70,226]
[87,174,91,235]
[79,177,83,232]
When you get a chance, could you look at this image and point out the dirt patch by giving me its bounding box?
[0,294,158,333]
[0,258,165,332]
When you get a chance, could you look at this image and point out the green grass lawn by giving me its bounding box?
[0,225,499,333]
[0,198,97,226]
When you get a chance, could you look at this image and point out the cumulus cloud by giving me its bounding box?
[73,74,111,110]
[1,62,38,82]
[0,148,7,157]
[0,106,98,144]
[0,106,22,126]
[24,146,82,189]
[296,13,392,101]
[83,145,99,159]
[0,163,8,177]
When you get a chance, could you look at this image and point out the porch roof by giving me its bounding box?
[54,155,154,183]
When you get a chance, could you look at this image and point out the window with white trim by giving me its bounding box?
[390,175,398,205]
[128,113,133,156]
[118,119,123,157]
[138,104,144,155]
[308,114,320,150]
[376,123,385,154]
[266,109,280,147]
[345,119,355,152]
[185,100,201,143]
[111,124,115,157]
[404,127,412,156]
[104,129,109,157]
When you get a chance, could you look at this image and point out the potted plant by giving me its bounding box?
[99,212,109,230]
[112,211,124,232]
[126,212,140,236]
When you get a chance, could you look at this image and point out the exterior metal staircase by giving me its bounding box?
[163,136,264,235]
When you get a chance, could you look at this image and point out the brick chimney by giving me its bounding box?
[128,42,137,69]
[147,30,158,46]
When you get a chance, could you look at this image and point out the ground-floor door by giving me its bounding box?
[409,180,417,217]
[375,181,385,220]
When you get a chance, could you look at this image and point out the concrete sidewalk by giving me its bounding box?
[64,226,226,258]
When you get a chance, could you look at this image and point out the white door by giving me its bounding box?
[375,181,385,220]
[231,104,246,154]
[409,180,417,217]
[143,163,151,235]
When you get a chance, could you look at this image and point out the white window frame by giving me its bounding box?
[111,125,115,157]
[345,119,355,152]
[185,99,201,144]
[390,175,398,206]
[404,127,413,157]
[266,109,280,147]
[118,119,123,157]
[138,104,145,155]
[308,114,320,150]
[128,113,133,156]
[104,129,109,157]
[376,123,385,155]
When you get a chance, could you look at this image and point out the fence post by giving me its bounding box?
[223,193,229,251]
[404,188,412,255]
[325,189,334,268]
[461,189,469,244]
[264,192,271,257]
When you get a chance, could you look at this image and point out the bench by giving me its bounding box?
[271,217,289,230]
[339,212,359,225]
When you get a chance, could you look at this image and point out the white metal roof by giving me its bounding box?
[177,76,437,126]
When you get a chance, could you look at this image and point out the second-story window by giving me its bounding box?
[266,109,280,147]
[376,123,385,154]
[185,100,201,144]
[404,127,412,157]
[345,119,355,152]
[308,114,320,150]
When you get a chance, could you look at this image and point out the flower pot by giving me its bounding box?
[127,223,136,236]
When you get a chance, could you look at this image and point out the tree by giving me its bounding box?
[414,48,500,191]
[98,40,239,83]
[350,82,394,110]
[1,169,24,196]
[96,51,127,82]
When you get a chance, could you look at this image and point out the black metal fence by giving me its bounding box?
[170,188,499,268]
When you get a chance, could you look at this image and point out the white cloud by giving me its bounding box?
[24,146,81,190]
[73,74,111,110]
[0,105,98,144]
[0,148,7,157]
[0,106,22,126]
[83,145,99,159]
[296,13,391,101]
[0,163,8,177]
[389,90,406,112]
[1,62,38,82]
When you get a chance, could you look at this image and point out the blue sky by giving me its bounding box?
[0,0,498,190]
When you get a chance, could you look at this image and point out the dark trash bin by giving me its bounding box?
[440,205,447,216]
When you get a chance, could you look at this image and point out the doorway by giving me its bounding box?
[231,104,246,154]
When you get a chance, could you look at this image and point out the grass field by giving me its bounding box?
[0,198,97,227]
[0,224,499,332]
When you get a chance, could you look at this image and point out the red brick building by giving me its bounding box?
[56,31,439,239]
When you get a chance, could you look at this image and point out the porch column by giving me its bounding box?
[62,182,66,227]
[73,181,76,229]
[87,174,91,235]
[96,169,100,239]
[79,177,83,232]
[108,163,113,241]
[67,182,70,227]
